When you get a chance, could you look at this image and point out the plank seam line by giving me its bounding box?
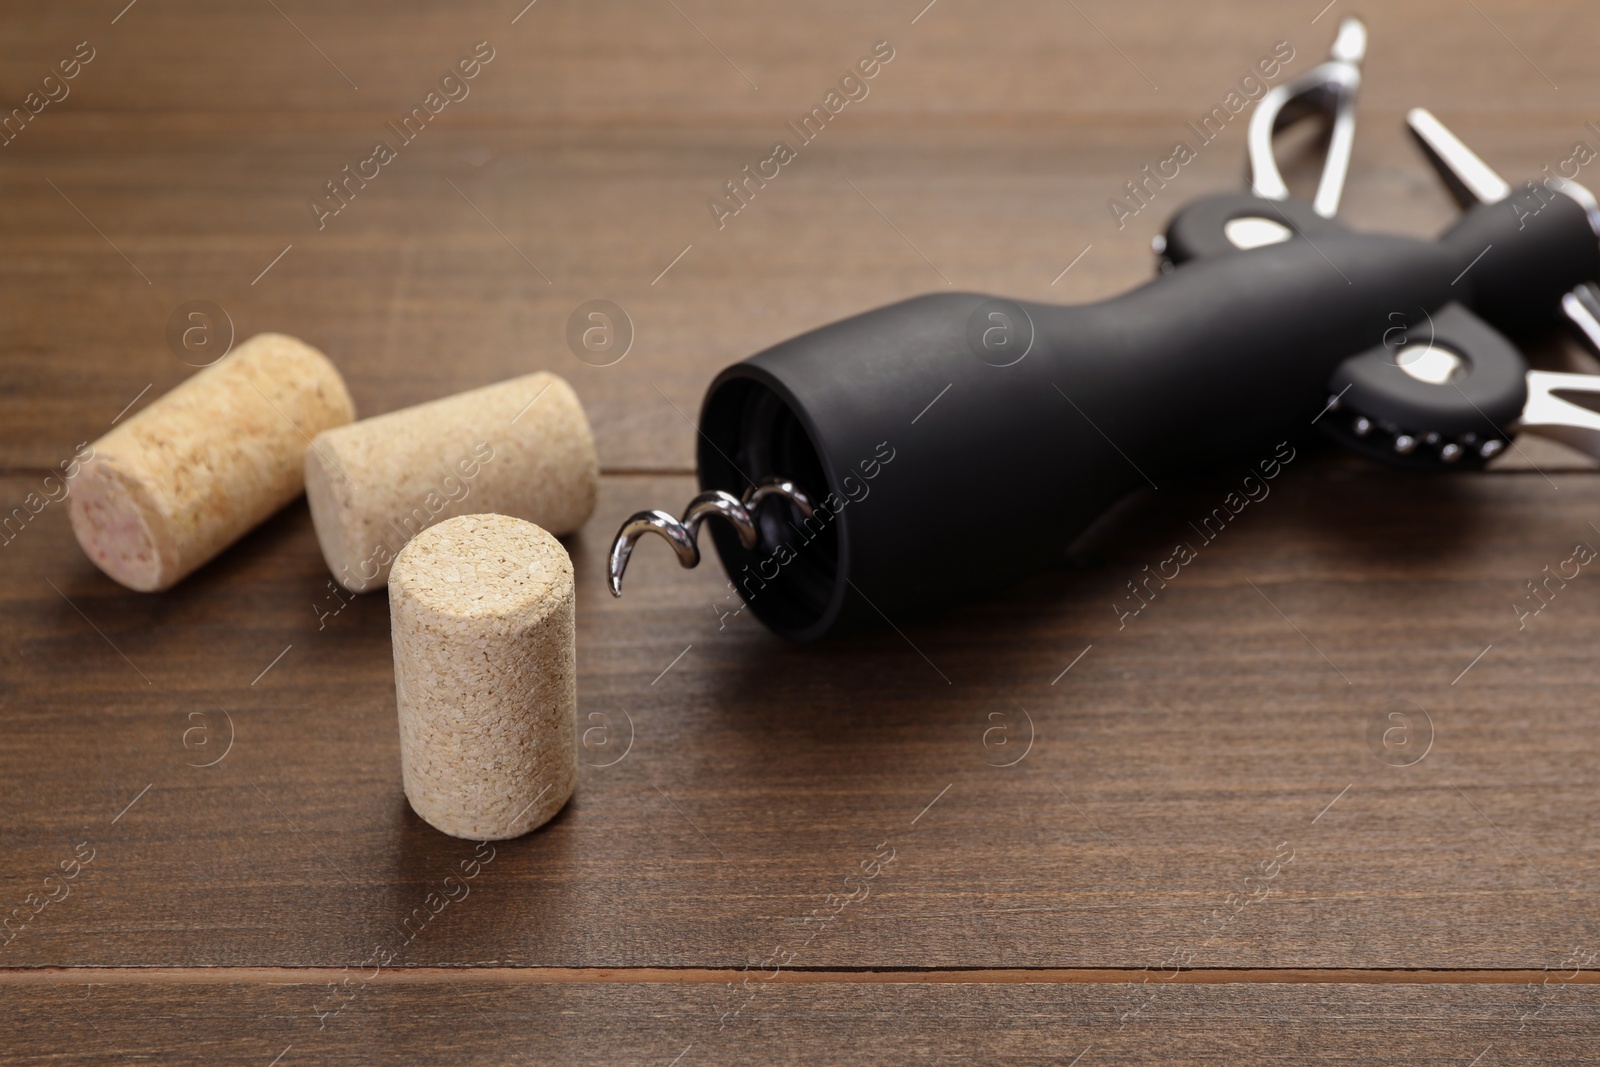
[0,967,1594,987]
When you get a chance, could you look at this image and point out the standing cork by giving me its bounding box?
[69,332,355,592]
[389,513,577,840]
[305,372,598,594]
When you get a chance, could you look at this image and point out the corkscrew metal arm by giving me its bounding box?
[1246,16,1366,218]
[1516,371,1600,460]
[607,477,814,596]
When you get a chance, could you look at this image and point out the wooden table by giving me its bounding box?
[6,1,1600,1061]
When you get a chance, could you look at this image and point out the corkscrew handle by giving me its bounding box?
[693,229,1458,639]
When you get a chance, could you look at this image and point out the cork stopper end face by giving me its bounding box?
[389,513,574,624]
[68,458,168,592]
[303,445,364,592]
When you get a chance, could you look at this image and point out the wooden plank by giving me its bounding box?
[3,1,1600,119]
[2,976,1594,1064]
[4,462,1600,969]
[5,113,1600,474]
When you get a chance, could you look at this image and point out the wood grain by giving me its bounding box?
[4,0,1600,118]
[2,977,1593,1065]
[5,464,1600,973]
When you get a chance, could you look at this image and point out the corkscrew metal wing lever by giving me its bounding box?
[1160,18,1367,266]
[1246,16,1366,218]
[608,477,814,596]
[1518,371,1600,460]
[1563,283,1600,351]
[1404,106,1512,206]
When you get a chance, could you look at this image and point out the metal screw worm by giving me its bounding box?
[607,477,814,596]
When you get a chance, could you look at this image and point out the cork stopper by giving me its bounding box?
[306,372,598,594]
[69,332,355,591]
[389,513,576,840]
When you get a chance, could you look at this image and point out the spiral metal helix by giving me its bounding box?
[607,477,814,596]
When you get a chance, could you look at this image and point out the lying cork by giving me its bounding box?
[390,513,577,840]
[69,332,355,592]
[305,372,597,594]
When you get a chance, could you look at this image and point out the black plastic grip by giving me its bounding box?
[1322,302,1529,469]
[1159,183,1600,474]
[1438,188,1600,334]
[1161,192,1342,266]
[699,231,1457,640]
[1163,186,1600,337]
